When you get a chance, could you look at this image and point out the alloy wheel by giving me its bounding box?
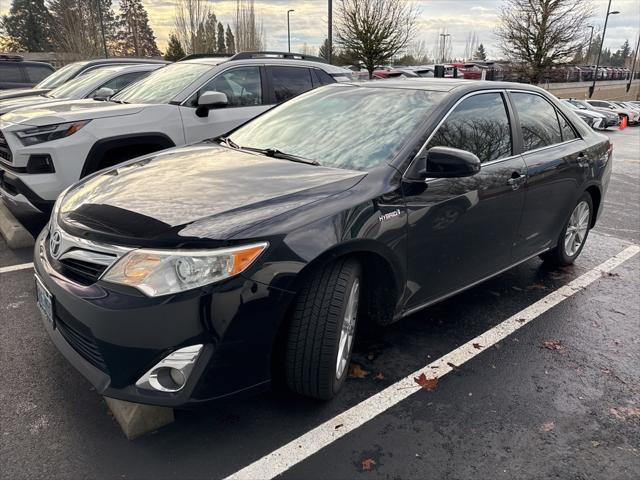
[564,200,590,257]
[336,279,359,379]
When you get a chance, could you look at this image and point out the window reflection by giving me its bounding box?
[512,93,563,151]
[427,93,512,163]
[230,86,445,171]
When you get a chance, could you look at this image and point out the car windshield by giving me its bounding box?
[47,68,118,99]
[229,85,445,171]
[112,63,210,104]
[35,62,88,89]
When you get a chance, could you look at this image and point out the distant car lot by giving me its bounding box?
[0,113,638,480]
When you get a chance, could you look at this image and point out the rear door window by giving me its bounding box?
[188,66,263,107]
[313,68,335,87]
[0,64,25,82]
[557,112,577,141]
[511,93,563,151]
[25,64,53,83]
[268,66,313,103]
[426,92,512,163]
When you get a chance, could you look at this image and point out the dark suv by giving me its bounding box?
[0,57,168,100]
[34,79,611,407]
[0,54,54,90]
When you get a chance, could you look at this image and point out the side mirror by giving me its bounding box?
[93,87,115,100]
[196,91,228,117]
[405,146,481,181]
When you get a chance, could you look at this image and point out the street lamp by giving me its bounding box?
[586,25,594,64]
[439,33,451,63]
[287,9,295,53]
[589,1,620,98]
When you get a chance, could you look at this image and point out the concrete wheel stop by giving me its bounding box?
[0,203,34,249]
[105,397,175,440]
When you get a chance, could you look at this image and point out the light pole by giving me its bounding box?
[440,33,450,63]
[586,25,594,64]
[287,9,295,52]
[589,1,619,98]
[328,0,333,63]
[627,35,640,92]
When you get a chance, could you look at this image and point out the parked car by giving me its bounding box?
[566,99,619,128]
[373,68,417,79]
[585,99,639,125]
[561,99,608,130]
[0,52,353,216]
[0,54,54,90]
[396,66,434,78]
[0,64,163,116]
[0,58,169,100]
[33,79,611,406]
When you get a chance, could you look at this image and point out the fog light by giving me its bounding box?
[136,344,203,393]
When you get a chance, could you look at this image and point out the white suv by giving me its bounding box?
[0,53,353,216]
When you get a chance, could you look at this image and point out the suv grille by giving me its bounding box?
[57,257,109,285]
[0,130,12,163]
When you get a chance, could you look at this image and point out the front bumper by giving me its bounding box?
[0,166,53,215]
[34,229,295,407]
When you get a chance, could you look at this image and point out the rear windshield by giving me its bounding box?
[36,62,88,89]
[230,85,445,171]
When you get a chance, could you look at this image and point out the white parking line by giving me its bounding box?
[0,262,34,275]
[225,244,640,480]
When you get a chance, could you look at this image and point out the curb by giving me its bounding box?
[104,397,174,440]
[0,202,35,249]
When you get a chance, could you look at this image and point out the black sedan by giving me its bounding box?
[34,79,612,406]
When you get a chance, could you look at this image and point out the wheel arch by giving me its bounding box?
[584,184,602,228]
[81,133,175,178]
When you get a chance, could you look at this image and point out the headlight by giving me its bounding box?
[102,242,268,297]
[15,120,91,146]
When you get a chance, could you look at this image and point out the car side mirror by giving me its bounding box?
[404,146,481,181]
[93,87,115,100]
[196,91,228,117]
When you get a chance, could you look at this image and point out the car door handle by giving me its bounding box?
[507,172,527,190]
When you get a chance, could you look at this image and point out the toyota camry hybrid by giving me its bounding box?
[34,79,611,406]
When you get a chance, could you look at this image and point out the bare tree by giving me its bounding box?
[335,0,418,78]
[174,0,210,54]
[496,0,593,83]
[235,0,263,52]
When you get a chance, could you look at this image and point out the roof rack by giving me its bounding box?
[178,53,231,62]
[229,51,328,64]
[0,54,23,62]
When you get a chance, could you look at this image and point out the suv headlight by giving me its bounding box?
[15,120,91,146]
[102,243,268,297]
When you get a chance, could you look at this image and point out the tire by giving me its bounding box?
[285,258,361,400]
[540,192,593,266]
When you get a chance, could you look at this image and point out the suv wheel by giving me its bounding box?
[541,192,593,266]
[285,258,361,400]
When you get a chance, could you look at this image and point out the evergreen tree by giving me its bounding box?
[318,38,334,61]
[225,25,235,54]
[1,0,52,51]
[216,22,226,53]
[115,0,160,57]
[164,33,185,61]
[474,43,487,61]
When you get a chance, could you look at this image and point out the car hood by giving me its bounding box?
[1,99,145,126]
[0,95,58,115]
[0,88,51,100]
[58,144,366,243]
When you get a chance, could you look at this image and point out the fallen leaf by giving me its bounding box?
[602,271,620,278]
[526,283,547,291]
[447,362,460,371]
[472,343,483,349]
[414,373,438,391]
[516,318,526,323]
[540,421,555,432]
[348,363,370,378]
[362,458,377,471]
[543,340,566,352]
[373,372,385,380]
[334,423,343,430]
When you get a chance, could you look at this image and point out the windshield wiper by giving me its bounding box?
[241,146,320,166]
[110,99,128,104]
[219,136,240,149]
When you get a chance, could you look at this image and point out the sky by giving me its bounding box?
[2,0,639,57]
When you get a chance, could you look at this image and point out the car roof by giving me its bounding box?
[83,58,169,66]
[179,56,351,74]
[340,78,549,94]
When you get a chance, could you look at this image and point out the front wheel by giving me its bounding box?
[285,258,361,400]
[540,192,593,266]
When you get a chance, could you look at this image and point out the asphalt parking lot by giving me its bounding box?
[1,127,639,480]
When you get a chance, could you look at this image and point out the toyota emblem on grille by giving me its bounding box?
[49,230,62,259]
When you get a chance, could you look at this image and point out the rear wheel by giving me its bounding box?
[540,192,593,266]
[285,258,361,400]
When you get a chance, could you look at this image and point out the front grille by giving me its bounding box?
[0,130,12,163]
[55,304,108,373]
[59,258,108,285]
